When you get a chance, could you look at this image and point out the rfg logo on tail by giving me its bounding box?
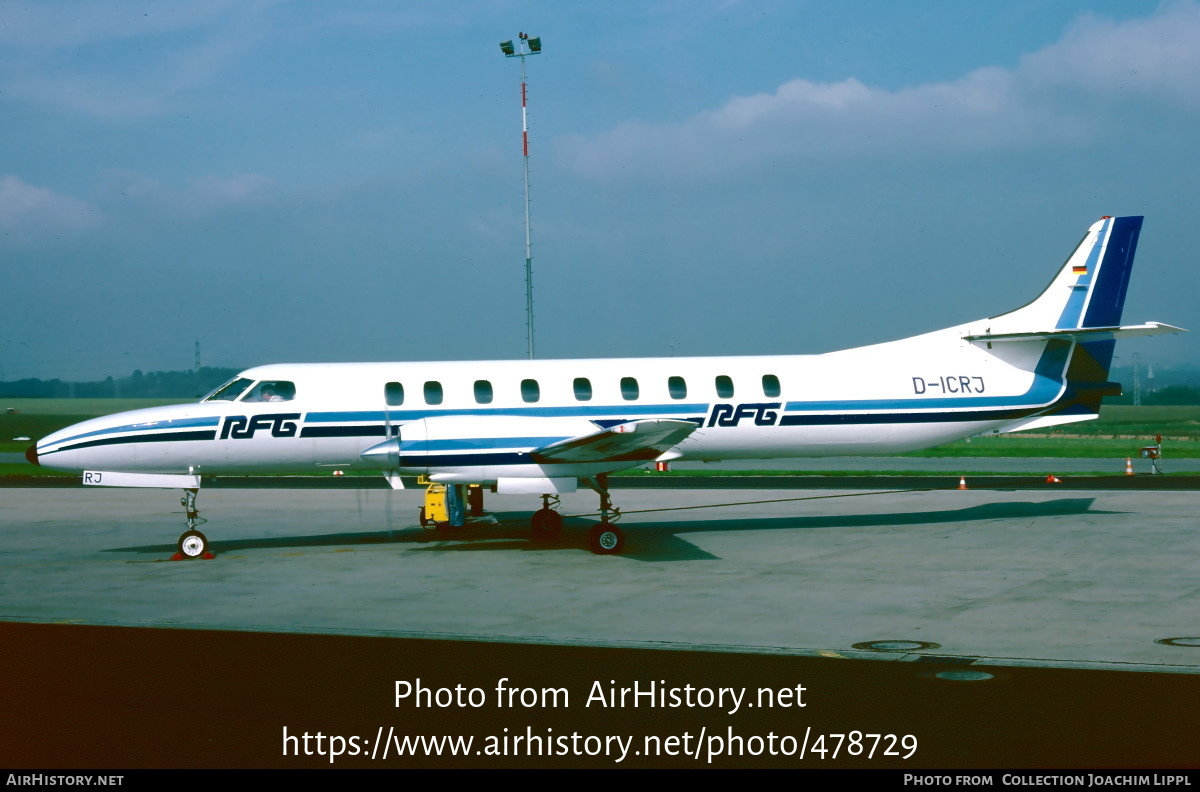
[706,403,782,428]
[220,414,301,439]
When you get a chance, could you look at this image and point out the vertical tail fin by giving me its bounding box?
[988,215,1143,334]
[971,216,1172,419]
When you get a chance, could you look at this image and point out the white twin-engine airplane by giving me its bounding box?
[29,216,1183,556]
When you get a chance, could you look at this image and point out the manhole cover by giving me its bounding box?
[1155,637,1200,648]
[851,640,942,652]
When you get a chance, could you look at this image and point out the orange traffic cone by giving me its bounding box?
[1045,474,1062,484]
[958,476,968,490]
[1125,458,1134,476]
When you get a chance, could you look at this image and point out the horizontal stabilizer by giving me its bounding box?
[964,322,1185,344]
[531,419,697,464]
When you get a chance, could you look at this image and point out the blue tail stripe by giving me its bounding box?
[1055,218,1107,329]
[1083,215,1141,328]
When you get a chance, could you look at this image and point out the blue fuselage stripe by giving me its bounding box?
[42,416,221,451]
[400,437,569,452]
[41,430,220,455]
[306,404,709,422]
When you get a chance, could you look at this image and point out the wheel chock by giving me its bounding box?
[168,551,217,561]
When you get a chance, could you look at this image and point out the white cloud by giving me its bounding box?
[1020,3,1200,102]
[96,170,277,214]
[1,0,274,119]
[557,2,1200,181]
[0,175,102,235]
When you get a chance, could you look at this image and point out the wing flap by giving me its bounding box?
[531,419,698,464]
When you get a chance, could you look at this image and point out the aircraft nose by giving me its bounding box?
[25,444,39,466]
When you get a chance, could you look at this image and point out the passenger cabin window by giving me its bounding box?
[715,375,734,399]
[762,374,781,398]
[424,381,443,405]
[474,380,493,404]
[668,376,687,400]
[573,377,592,401]
[244,380,296,402]
[621,377,640,401]
[521,379,540,403]
[385,381,405,406]
[204,377,253,402]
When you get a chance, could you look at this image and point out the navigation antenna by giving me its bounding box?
[499,33,543,359]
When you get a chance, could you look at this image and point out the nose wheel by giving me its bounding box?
[175,488,211,559]
[178,528,209,558]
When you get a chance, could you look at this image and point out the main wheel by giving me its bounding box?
[531,508,563,540]
[588,523,624,555]
[177,529,209,559]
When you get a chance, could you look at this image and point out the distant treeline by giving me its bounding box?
[0,368,241,399]
[1108,363,1200,405]
[1108,385,1200,406]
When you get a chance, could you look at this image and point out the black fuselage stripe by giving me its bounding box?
[300,426,387,438]
[778,407,1036,426]
[47,431,219,454]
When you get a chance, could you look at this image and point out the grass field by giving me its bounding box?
[2,399,1197,474]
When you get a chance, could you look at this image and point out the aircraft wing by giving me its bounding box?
[530,419,698,464]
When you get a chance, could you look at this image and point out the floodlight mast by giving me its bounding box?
[499,33,542,359]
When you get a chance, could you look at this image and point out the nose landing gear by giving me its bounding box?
[174,488,212,560]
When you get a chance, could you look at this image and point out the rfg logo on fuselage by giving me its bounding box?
[706,402,782,428]
[220,413,301,440]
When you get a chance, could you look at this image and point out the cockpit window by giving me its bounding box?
[243,380,297,402]
[203,377,254,402]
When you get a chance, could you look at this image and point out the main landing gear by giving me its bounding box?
[529,475,625,555]
[175,488,211,559]
[530,494,564,540]
[585,475,625,555]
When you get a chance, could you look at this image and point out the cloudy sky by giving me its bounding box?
[2,1,1197,381]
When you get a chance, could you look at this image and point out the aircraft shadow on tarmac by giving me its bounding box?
[106,497,1121,563]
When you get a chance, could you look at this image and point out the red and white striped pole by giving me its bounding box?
[500,33,543,360]
[520,47,533,360]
